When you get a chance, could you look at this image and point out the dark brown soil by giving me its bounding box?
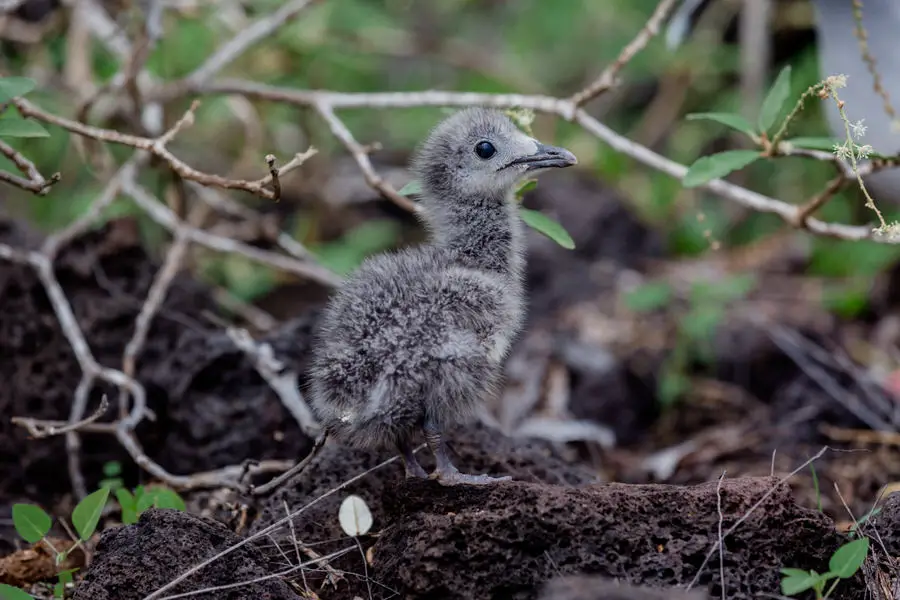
[72,508,296,600]
[1,171,897,599]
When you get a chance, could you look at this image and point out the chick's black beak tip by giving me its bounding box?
[512,143,578,171]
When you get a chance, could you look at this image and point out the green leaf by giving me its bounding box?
[72,487,110,541]
[135,487,186,513]
[780,568,813,578]
[758,65,792,133]
[624,281,672,312]
[784,137,841,151]
[514,178,538,201]
[0,119,49,138]
[0,583,36,600]
[829,537,869,578]
[682,150,760,187]
[519,207,575,250]
[115,489,138,524]
[152,489,186,511]
[397,180,422,196]
[12,504,52,544]
[0,76,36,103]
[780,568,823,596]
[136,489,156,514]
[849,507,883,537]
[686,112,756,137]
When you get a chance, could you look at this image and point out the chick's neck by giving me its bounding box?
[422,190,525,286]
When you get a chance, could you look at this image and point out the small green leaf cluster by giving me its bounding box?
[100,462,186,525]
[0,77,49,139]
[114,486,186,525]
[4,464,186,599]
[781,537,869,599]
[7,487,109,599]
[683,66,841,188]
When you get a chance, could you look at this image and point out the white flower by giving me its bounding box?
[825,74,848,90]
[833,142,851,160]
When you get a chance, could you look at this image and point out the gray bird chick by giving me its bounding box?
[308,108,577,486]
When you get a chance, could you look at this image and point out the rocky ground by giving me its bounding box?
[2,169,899,599]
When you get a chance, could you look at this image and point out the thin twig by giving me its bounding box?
[180,0,324,90]
[155,547,355,600]
[794,175,848,227]
[13,98,309,202]
[121,177,340,287]
[249,433,329,497]
[716,471,727,600]
[119,224,194,418]
[226,326,322,438]
[12,393,109,439]
[570,0,680,107]
[313,102,418,213]
[0,138,60,194]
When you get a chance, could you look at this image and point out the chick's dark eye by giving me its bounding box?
[474,141,496,159]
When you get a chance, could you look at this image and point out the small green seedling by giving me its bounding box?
[781,537,869,599]
[115,485,186,525]
[9,488,110,599]
[7,481,186,598]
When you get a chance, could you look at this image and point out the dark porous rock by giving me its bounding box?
[371,476,854,600]
[538,575,709,600]
[249,422,598,594]
[73,508,296,600]
[868,491,900,554]
[146,312,321,475]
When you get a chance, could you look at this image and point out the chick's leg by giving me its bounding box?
[397,439,428,479]
[423,420,511,486]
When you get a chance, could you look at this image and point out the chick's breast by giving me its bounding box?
[308,249,514,434]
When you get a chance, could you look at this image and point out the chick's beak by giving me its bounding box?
[507,142,578,171]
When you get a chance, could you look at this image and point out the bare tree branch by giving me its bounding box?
[570,0,681,107]
[14,98,315,201]
[314,101,419,213]
[177,81,897,243]
[0,138,60,194]
[181,0,324,89]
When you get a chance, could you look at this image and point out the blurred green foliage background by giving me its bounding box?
[2,0,899,307]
